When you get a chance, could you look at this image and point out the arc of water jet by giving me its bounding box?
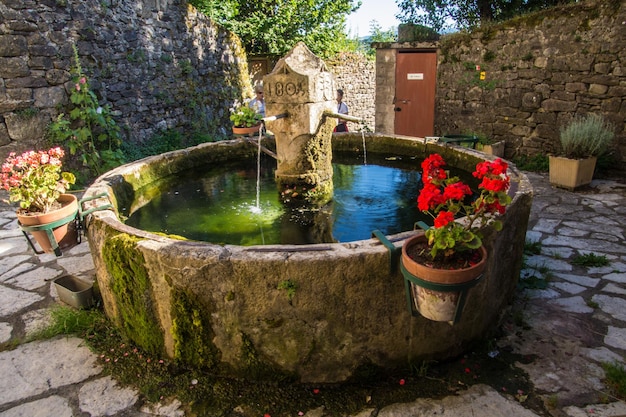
[361,129,367,165]
[256,128,262,210]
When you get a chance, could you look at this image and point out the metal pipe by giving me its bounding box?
[243,138,278,160]
[262,113,288,122]
[322,110,364,124]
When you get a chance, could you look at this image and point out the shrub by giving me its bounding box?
[513,154,549,172]
[121,129,182,161]
[48,44,125,180]
[559,114,615,159]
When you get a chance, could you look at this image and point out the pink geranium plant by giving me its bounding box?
[1,147,76,213]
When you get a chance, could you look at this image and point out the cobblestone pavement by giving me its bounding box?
[0,172,625,417]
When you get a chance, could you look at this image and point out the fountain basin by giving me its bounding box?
[83,133,533,383]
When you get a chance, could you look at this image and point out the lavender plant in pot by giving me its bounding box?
[549,114,614,190]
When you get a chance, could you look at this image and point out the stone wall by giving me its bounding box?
[4,0,619,166]
[434,0,625,160]
[0,0,251,161]
[251,52,376,131]
[327,52,376,131]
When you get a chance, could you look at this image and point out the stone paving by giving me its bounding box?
[0,172,625,417]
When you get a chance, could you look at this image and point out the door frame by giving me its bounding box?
[394,48,438,138]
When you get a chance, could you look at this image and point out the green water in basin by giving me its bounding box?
[124,152,455,245]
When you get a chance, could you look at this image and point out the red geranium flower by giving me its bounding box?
[417,182,444,211]
[434,211,455,227]
[421,154,447,183]
[443,182,472,201]
[416,155,511,259]
[479,176,509,193]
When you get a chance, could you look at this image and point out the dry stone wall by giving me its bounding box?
[435,0,625,160]
[328,52,376,131]
[3,0,620,166]
[253,52,376,131]
[0,0,250,161]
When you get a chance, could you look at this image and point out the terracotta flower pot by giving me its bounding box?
[401,234,487,323]
[17,193,79,254]
[232,124,262,136]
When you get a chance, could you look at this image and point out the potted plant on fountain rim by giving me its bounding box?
[1,147,77,253]
[230,101,263,136]
[549,113,614,190]
[401,154,511,323]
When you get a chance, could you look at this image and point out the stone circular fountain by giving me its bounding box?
[82,42,532,383]
[83,133,532,383]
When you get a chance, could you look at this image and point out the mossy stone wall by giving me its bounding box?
[435,0,625,161]
[0,0,251,160]
[103,233,164,356]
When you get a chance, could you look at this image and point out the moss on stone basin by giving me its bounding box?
[83,134,533,383]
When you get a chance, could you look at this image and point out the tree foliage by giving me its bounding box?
[190,0,361,58]
[368,21,397,43]
[395,0,575,32]
[355,21,397,57]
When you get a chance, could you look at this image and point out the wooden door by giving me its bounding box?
[394,50,437,137]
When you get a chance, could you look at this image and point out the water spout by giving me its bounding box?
[322,110,364,124]
[262,113,288,122]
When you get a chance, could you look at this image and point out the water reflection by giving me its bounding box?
[124,153,444,245]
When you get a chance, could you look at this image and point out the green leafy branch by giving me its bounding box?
[48,44,125,180]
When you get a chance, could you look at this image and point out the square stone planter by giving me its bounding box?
[53,275,94,309]
[478,141,505,157]
[549,156,597,190]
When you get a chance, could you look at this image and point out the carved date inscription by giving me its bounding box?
[266,81,305,98]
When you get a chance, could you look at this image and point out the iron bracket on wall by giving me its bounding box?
[371,229,401,273]
[19,210,79,257]
[401,262,484,324]
[372,222,483,324]
[19,192,113,257]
